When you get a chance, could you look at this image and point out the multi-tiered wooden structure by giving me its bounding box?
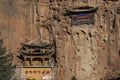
[20,41,56,80]
[20,41,56,67]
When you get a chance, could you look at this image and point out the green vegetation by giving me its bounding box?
[0,39,15,80]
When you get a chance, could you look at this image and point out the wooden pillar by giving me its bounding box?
[30,57,33,66]
[24,56,32,66]
[23,56,26,66]
[42,56,45,66]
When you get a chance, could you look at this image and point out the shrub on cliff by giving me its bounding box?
[0,39,15,80]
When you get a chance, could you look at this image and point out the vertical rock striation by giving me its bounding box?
[0,0,120,80]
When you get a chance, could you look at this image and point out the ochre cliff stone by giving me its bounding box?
[0,0,120,80]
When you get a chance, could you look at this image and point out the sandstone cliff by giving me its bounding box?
[0,0,120,80]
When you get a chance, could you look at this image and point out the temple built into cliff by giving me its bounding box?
[20,41,56,80]
[19,0,56,80]
[14,0,120,80]
[20,41,56,67]
[66,6,98,25]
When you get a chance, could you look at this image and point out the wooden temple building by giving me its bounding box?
[20,41,56,80]
[19,0,56,80]
[20,41,56,67]
[66,6,98,25]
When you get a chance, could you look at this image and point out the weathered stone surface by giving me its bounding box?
[0,0,120,80]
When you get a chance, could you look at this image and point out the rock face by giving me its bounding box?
[0,0,120,80]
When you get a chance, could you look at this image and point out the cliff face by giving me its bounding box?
[0,0,120,80]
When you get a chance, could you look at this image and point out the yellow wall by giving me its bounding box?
[21,67,53,80]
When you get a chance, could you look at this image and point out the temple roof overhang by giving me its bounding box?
[20,41,56,57]
[20,50,55,56]
[66,6,98,14]
[21,42,54,48]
